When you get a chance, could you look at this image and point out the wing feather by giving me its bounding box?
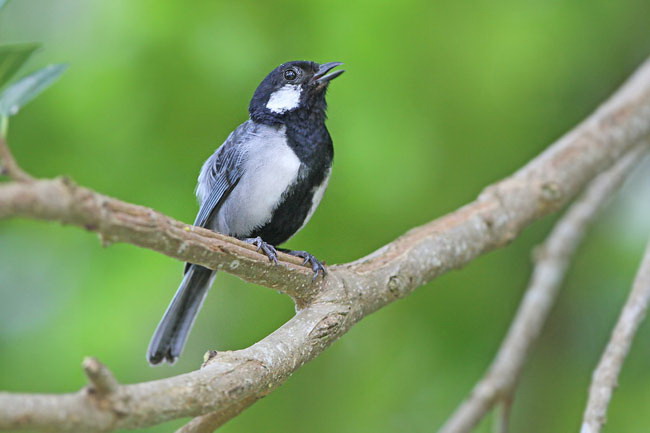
[183,122,253,274]
[193,121,253,228]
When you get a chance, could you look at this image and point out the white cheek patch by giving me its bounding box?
[266,84,302,113]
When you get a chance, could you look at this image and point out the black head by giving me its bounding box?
[249,61,344,124]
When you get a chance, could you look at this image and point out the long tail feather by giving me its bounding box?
[147,265,216,365]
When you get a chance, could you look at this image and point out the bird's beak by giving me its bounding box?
[313,62,345,83]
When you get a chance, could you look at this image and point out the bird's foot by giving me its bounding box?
[281,249,327,280]
[244,237,278,264]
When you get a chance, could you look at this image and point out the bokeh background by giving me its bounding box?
[2,1,650,432]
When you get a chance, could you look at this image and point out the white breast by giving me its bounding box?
[214,125,302,237]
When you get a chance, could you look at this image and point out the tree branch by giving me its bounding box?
[438,143,648,433]
[580,238,650,433]
[1,57,650,432]
[0,176,319,304]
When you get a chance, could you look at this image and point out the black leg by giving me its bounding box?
[244,237,278,264]
[279,249,327,280]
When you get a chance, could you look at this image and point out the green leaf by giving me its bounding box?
[0,0,9,11]
[0,64,68,117]
[0,43,40,89]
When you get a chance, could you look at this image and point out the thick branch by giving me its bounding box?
[438,144,647,433]
[1,58,650,432]
[340,58,650,319]
[0,176,318,303]
[580,239,650,433]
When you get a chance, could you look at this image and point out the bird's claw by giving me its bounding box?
[244,237,278,265]
[284,250,327,280]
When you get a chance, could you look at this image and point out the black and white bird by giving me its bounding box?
[147,60,344,365]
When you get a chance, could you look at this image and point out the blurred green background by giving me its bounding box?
[2,1,650,432]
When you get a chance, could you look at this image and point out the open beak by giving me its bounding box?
[313,61,345,83]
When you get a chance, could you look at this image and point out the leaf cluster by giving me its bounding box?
[0,1,66,136]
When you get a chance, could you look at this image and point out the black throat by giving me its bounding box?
[283,108,332,164]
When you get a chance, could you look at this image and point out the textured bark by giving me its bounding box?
[0,176,317,303]
[0,58,649,432]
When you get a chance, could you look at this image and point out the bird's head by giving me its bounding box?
[249,61,344,123]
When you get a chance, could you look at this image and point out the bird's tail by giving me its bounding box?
[147,264,216,365]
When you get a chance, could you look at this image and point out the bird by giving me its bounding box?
[147,60,345,365]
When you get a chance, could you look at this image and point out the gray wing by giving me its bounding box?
[192,121,253,228]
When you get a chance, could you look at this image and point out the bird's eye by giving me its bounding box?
[283,69,298,81]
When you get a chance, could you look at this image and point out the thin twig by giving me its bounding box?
[439,144,648,433]
[175,397,258,433]
[82,357,119,397]
[580,238,650,433]
[0,135,33,183]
